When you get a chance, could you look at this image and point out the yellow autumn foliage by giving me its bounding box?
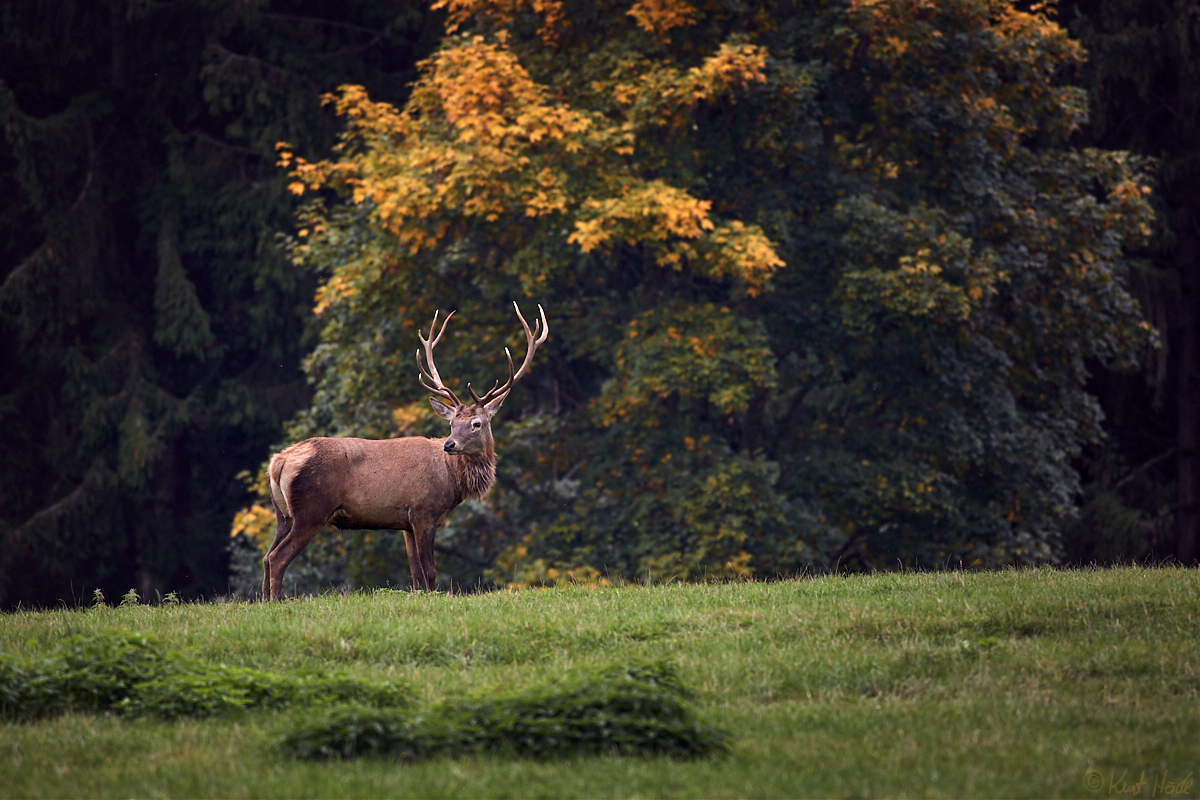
[434,0,567,45]
[277,3,784,303]
[230,503,276,552]
[627,0,698,34]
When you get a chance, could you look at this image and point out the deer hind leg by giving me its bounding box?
[263,501,293,600]
[264,490,326,601]
[264,513,325,601]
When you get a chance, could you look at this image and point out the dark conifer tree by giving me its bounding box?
[0,0,437,606]
[1060,0,1200,564]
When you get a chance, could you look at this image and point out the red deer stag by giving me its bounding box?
[262,303,548,599]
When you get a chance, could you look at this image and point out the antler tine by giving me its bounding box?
[467,379,499,405]
[415,310,462,406]
[508,302,549,381]
[417,368,459,406]
[504,345,516,382]
[417,310,455,384]
[472,303,547,406]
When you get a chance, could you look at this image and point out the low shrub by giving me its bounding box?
[0,632,408,721]
[278,663,728,761]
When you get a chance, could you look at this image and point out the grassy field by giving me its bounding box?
[1,566,1197,798]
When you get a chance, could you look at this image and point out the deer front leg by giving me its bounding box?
[418,526,437,591]
[402,530,426,591]
[403,525,437,591]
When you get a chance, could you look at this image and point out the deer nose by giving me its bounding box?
[443,440,456,452]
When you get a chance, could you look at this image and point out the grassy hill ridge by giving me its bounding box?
[1,566,1197,798]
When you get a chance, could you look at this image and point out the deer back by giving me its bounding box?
[271,436,465,531]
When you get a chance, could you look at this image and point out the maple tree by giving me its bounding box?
[245,0,1155,590]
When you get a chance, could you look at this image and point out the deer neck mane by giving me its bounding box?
[446,444,496,502]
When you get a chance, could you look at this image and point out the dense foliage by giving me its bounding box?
[0,0,436,606]
[247,0,1156,590]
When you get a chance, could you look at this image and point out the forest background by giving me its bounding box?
[0,0,1195,607]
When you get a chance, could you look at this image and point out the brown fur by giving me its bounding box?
[262,402,501,599]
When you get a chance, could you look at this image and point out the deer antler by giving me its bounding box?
[416,310,462,407]
[469,303,549,407]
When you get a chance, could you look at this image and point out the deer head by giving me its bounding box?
[416,302,549,455]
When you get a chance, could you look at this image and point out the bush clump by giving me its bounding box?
[278,663,728,761]
[0,632,408,721]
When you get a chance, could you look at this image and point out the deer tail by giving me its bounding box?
[268,452,291,519]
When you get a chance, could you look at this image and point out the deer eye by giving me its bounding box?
[472,421,481,429]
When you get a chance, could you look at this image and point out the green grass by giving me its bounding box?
[1,566,1197,798]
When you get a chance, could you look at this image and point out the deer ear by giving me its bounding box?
[483,392,508,420]
[429,397,456,420]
